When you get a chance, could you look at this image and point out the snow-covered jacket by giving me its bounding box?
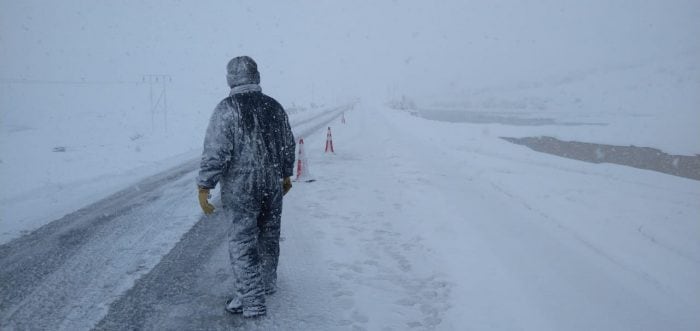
[197,57,295,189]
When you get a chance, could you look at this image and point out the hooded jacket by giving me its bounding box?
[197,56,295,190]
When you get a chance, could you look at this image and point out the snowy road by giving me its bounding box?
[2,103,699,330]
[0,106,349,330]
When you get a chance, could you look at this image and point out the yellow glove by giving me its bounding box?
[198,187,215,215]
[282,177,292,196]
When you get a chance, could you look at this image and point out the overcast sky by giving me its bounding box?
[1,0,699,105]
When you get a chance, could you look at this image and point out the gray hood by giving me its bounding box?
[226,56,261,88]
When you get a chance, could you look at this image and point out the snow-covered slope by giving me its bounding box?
[420,52,700,156]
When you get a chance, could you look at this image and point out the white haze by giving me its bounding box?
[2,0,699,106]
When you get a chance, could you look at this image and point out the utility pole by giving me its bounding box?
[311,82,315,107]
[142,74,171,133]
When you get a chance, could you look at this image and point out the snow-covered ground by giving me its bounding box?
[415,51,700,156]
[4,102,695,330]
[0,107,347,330]
[0,97,336,245]
[278,103,699,330]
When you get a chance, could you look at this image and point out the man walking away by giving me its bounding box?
[197,56,295,318]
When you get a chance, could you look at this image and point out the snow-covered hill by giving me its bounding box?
[418,52,700,156]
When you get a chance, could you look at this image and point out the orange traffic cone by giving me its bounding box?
[325,127,334,153]
[296,138,311,181]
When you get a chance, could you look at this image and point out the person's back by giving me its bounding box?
[225,92,293,178]
[196,56,295,318]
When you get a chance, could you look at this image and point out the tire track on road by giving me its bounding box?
[0,160,197,319]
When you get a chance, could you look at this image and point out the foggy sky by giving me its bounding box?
[1,0,699,106]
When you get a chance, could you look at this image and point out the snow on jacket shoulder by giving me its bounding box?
[197,92,295,189]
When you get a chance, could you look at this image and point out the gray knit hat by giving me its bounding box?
[226,56,260,88]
